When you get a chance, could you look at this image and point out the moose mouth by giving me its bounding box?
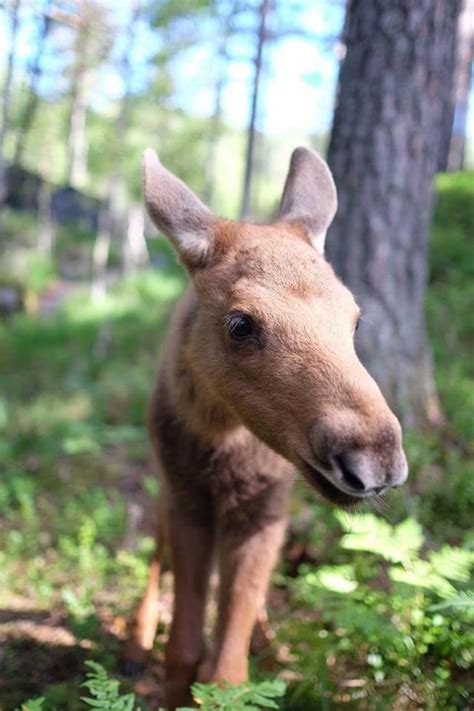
[300,459,363,507]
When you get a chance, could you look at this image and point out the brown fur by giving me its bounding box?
[123,148,408,709]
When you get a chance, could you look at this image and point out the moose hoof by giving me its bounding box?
[197,654,215,683]
[122,658,146,677]
[121,640,149,677]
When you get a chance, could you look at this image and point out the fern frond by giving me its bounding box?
[336,513,423,563]
[81,661,139,711]
[429,590,474,615]
[189,679,286,710]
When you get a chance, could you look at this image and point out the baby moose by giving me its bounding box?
[123,147,408,709]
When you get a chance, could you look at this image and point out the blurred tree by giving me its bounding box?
[202,29,227,208]
[203,1,244,208]
[327,0,461,428]
[91,1,144,299]
[447,0,474,171]
[240,0,271,219]
[65,1,112,188]
[12,0,53,168]
[0,0,21,247]
[239,0,320,219]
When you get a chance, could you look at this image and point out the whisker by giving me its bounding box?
[370,494,389,516]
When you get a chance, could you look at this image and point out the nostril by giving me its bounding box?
[334,454,366,492]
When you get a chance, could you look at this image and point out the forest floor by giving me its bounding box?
[0,174,473,710]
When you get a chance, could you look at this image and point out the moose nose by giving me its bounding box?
[331,447,408,497]
[333,453,385,495]
[309,410,408,498]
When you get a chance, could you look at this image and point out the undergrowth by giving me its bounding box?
[19,662,287,711]
[1,174,473,709]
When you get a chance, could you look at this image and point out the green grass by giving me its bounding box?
[0,174,473,709]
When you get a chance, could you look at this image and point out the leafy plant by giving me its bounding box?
[286,511,473,708]
[430,590,474,616]
[18,663,286,711]
[81,662,140,710]
[185,680,286,711]
[18,699,45,711]
[336,512,424,563]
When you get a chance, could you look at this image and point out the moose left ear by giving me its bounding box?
[278,147,337,255]
[142,148,217,268]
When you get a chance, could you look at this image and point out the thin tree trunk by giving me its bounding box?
[123,204,149,274]
[67,62,92,188]
[37,180,54,254]
[0,0,21,250]
[66,5,98,189]
[240,0,270,219]
[326,0,461,428]
[203,2,243,208]
[13,3,52,168]
[90,2,141,295]
[91,205,112,302]
[114,2,143,275]
[203,42,227,207]
[448,0,474,171]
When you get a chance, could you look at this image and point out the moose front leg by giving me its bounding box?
[211,518,286,684]
[165,508,214,710]
[123,495,167,674]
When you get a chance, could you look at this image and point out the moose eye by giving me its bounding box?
[227,312,256,341]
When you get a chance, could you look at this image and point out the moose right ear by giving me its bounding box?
[142,149,216,268]
[278,147,337,255]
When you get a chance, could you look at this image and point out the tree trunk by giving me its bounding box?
[13,3,52,168]
[240,0,270,219]
[203,2,243,208]
[122,204,149,274]
[448,0,474,171]
[326,0,461,428]
[203,42,227,208]
[66,7,97,189]
[91,205,112,302]
[66,60,92,188]
[0,0,21,249]
[90,1,141,296]
[37,180,55,255]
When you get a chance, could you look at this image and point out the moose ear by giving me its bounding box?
[142,149,216,267]
[278,147,337,255]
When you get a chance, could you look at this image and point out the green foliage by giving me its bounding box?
[337,513,474,596]
[19,663,285,711]
[428,172,474,442]
[81,662,139,711]
[430,590,474,616]
[2,172,474,709]
[286,511,473,708]
[18,699,45,711]
[337,512,424,563]
[186,680,286,711]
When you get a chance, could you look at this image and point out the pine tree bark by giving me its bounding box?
[326,0,461,428]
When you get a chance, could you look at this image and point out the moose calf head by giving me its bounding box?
[143,147,408,506]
